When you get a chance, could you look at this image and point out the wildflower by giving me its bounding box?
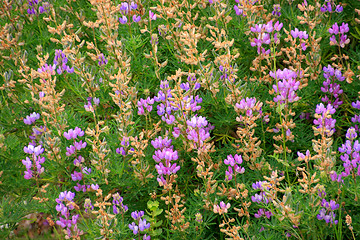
[213,201,230,215]
[24,112,40,125]
[195,213,203,223]
[53,49,74,74]
[272,4,281,17]
[138,97,155,115]
[129,210,150,237]
[329,22,350,48]
[56,191,83,238]
[98,53,108,66]
[133,15,141,23]
[149,10,157,21]
[224,154,245,181]
[119,15,128,24]
[64,127,84,140]
[317,199,339,224]
[113,193,128,214]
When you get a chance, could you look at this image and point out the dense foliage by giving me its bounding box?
[1,0,360,239]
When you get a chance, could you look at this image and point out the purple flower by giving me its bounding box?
[119,15,127,24]
[129,210,150,237]
[149,10,157,21]
[272,4,281,17]
[133,15,141,23]
[98,53,108,66]
[24,112,40,125]
[64,127,84,140]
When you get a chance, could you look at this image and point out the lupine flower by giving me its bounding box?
[138,97,155,115]
[133,15,141,23]
[272,4,281,17]
[152,135,180,185]
[213,201,231,215]
[223,154,245,181]
[54,49,74,74]
[24,112,40,125]
[321,1,342,13]
[251,181,270,203]
[119,15,128,24]
[98,53,108,66]
[129,210,150,237]
[84,199,94,213]
[250,20,283,54]
[56,191,83,238]
[254,208,272,219]
[313,103,336,136]
[186,116,212,149]
[120,2,129,14]
[331,127,360,182]
[113,193,128,214]
[329,22,350,48]
[64,127,84,140]
[195,213,203,223]
[321,65,344,108]
[84,97,99,112]
[235,97,262,117]
[149,10,157,21]
[271,68,300,104]
[24,144,44,156]
[37,63,56,75]
[317,197,339,224]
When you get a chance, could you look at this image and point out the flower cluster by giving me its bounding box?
[250,20,283,55]
[290,28,308,51]
[317,197,339,225]
[186,116,212,150]
[24,112,40,125]
[128,210,151,239]
[321,65,344,109]
[98,53,108,66]
[22,144,45,179]
[84,96,100,112]
[138,97,155,115]
[219,65,236,83]
[223,154,245,181]
[155,80,178,124]
[330,127,360,182]
[272,4,281,17]
[177,75,202,113]
[271,68,300,104]
[151,136,180,185]
[116,136,134,156]
[37,63,56,76]
[251,181,270,204]
[320,1,343,13]
[27,0,50,15]
[329,22,350,48]
[213,201,231,215]
[234,0,258,16]
[55,191,83,238]
[119,2,141,24]
[53,49,74,75]
[180,75,201,92]
[352,100,360,132]
[235,97,263,118]
[254,208,272,219]
[313,103,336,137]
[64,127,91,192]
[112,193,128,215]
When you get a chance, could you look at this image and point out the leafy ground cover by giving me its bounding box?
[1,0,360,239]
